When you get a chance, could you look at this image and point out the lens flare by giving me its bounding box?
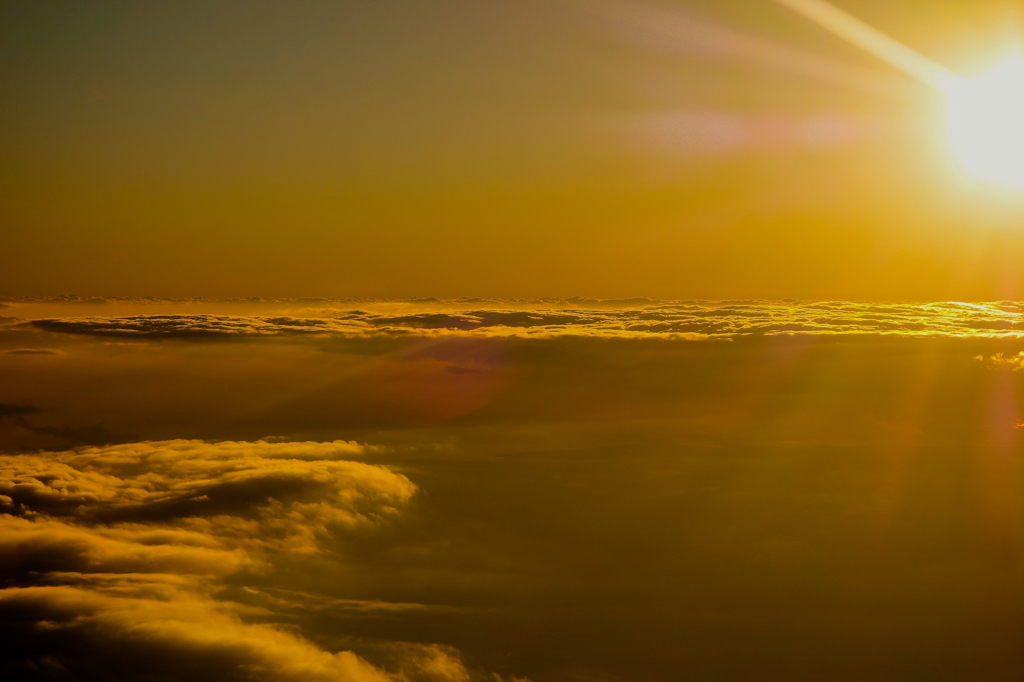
[943,57,1024,188]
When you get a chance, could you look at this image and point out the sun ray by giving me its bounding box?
[772,0,959,89]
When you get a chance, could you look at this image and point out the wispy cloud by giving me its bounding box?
[0,403,128,448]
[981,351,1024,370]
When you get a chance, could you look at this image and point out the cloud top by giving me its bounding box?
[0,440,492,682]
[0,440,411,553]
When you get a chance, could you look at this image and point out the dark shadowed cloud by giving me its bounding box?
[28,315,345,339]
[0,403,129,449]
[0,404,39,420]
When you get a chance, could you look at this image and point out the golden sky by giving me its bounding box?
[4,0,1024,299]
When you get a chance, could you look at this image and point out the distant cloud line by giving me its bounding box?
[16,301,1024,340]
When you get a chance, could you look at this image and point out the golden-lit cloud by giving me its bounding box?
[16,299,1024,340]
[0,439,507,681]
[0,440,413,552]
[981,351,1024,371]
[0,584,397,682]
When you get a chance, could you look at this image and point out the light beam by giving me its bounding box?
[771,0,959,89]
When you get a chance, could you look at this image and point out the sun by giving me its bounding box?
[943,56,1024,188]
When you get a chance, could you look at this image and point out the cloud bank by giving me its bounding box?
[19,300,1024,340]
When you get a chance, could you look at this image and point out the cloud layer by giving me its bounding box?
[4,299,1024,681]
[17,300,1024,340]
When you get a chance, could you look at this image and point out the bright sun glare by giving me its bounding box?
[944,56,1024,188]
[773,0,1024,189]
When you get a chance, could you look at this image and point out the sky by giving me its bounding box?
[4,0,1024,299]
[5,2,1024,682]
